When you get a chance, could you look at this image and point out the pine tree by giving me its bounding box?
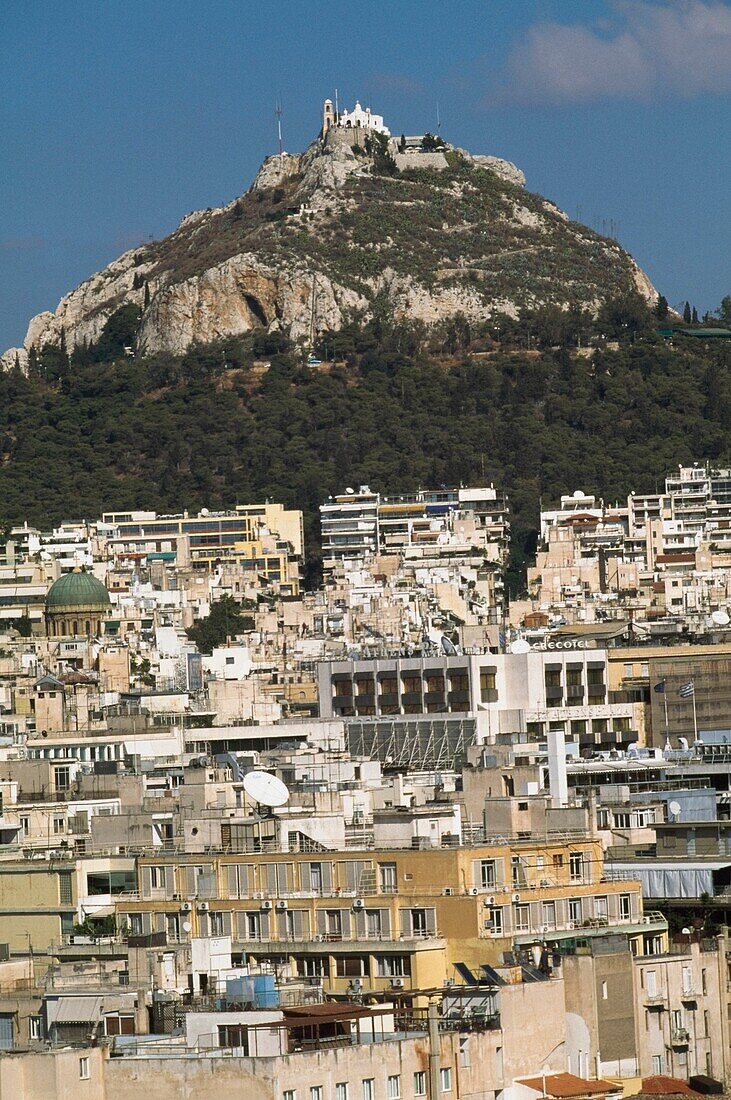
[143,281,151,310]
[683,301,692,324]
[692,306,699,324]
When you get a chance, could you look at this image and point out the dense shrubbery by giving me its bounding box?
[5,305,731,593]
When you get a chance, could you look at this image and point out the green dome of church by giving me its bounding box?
[45,570,111,611]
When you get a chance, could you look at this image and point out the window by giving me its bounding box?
[601,981,608,1000]
[702,968,707,995]
[376,956,409,977]
[568,898,582,924]
[569,852,586,883]
[283,1092,296,1100]
[414,1072,427,1096]
[336,1086,349,1100]
[297,957,329,978]
[541,901,556,930]
[387,1075,401,1099]
[645,970,658,997]
[54,766,71,792]
[104,1015,135,1036]
[79,1057,90,1080]
[440,1068,452,1092]
[209,911,225,936]
[480,668,496,701]
[652,1055,664,1075]
[59,873,73,905]
[311,1088,323,1100]
[336,956,368,977]
[487,907,503,935]
[379,862,397,892]
[29,1016,42,1040]
[53,815,65,834]
[595,896,608,921]
[704,1010,710,1037]
[362,1080,375,1100]
[20,816,29,837]
[514,905,530,932]
[480,860,496,889]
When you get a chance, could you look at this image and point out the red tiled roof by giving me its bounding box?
[639,1077,702,1097]
[520,1074,618,1098]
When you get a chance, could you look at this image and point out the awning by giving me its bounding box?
[51,997,105,1024]
[608,861,731,899]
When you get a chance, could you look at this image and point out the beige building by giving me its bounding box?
[115,840,666,999]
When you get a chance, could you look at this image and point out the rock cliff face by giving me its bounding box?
[2,127,657,367]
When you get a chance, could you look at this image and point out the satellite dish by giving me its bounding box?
[573,489,584,498]
[243,770,290,808]
[345,487,355,495]
[712,610,730,626]
[510,638,531,654]
[182,921,192,933]
[668,800,682,819]
[440,635,458,656]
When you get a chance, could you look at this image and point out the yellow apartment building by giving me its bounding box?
[115,839,667,997]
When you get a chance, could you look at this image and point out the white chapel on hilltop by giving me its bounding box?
[322,98,390,136]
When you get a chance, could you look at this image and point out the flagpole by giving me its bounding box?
[691,684,698,744]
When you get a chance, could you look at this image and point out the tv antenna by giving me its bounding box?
[275,96,283,155]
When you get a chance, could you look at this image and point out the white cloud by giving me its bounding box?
[492,1,731,105]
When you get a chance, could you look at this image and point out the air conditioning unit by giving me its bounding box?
[567,921,576,929]
[180,901,192,912]
[349,978,363,991]
[313,933,325,942]
[275,900,288,911]
[253,891,264,900]
[261,900,273,911]
[442,887,454,896]
[197,901,209,912]
[353,899,365,910]
[485,896,496,907]
[468,886,479,896]
[391,978,405,989]
[512,893,521,902]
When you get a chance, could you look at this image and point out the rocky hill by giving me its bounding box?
[2,125,657,367]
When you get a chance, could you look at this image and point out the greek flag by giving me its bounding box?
[678,681,695,699]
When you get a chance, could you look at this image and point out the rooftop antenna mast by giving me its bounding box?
[275,96,283,155]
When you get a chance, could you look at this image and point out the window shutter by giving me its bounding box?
[185,866,196,897]
[164,866,174,896]
[141,866,152,900]
[300,864,311,892]
[321,863,333,893]
[316,910,327,935]
[380,908,391,936]
[400,910,409,936]
[227,866,239,899]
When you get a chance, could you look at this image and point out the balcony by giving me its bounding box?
[670,1026,690,1047]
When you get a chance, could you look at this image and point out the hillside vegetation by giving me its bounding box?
[4,300,730,590]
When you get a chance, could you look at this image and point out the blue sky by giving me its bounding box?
[1,0,730,350]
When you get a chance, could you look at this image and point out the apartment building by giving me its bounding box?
[114,840,665,999]
[563,935,729,1085]
[318,649,642,754]
[320,485,509,572]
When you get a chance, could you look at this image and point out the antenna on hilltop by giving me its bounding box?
[275,96,283,155]
[436,101,441,135]
[335,87,339,122]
